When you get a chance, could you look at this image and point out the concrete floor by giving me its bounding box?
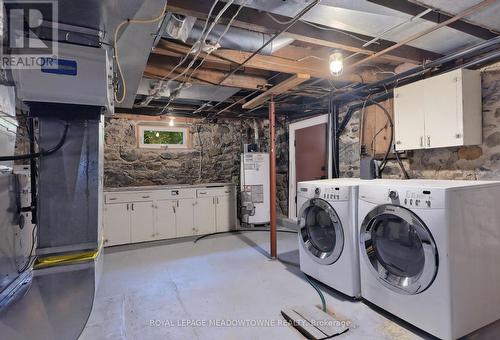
[79,231,437,340]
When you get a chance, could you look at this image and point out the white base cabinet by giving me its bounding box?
[104,185,237,247]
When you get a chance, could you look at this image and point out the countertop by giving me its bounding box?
[104,183,235,193]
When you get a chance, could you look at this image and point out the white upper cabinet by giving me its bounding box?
[394,81,426,150]
[394,68,482,151]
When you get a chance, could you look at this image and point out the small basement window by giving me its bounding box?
[138,125,189,149]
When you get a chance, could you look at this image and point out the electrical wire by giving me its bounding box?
[162,0,234,86]
[113,1,169,103]
[186,0,249,85]
[394,146,410,179]
[158,0,245,114]
[265,12,374,45]
[193,228,298,243]
[0,123,69,161]
[17,223,37,273]
[195,0,321,116]
[158,0,220,84]
[352,95,393,176]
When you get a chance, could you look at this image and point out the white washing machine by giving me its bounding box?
[298,178,362,298]
[358,179,500,339]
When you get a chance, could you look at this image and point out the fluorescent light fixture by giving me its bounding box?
[329,51,343,76]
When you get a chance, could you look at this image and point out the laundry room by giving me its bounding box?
[2,1,500,340]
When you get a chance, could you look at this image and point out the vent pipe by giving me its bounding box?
[186,20,294,55]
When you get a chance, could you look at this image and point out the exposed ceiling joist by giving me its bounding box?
[166,0,441,65]
[367,0,498,40]
[350,0,497,68]
[242,73,311,109]
[145,56,269,90]
[152,41,379,83]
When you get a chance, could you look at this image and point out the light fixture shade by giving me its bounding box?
[329,51,344,76]
[168,117,175,127]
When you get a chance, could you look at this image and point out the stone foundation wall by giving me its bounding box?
[104,116,289,216]
[339,70,500,180]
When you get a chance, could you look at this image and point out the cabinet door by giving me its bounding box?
[104,203,130,246]
[156,200,176,240]
[215,195,233,232]
[130,201,155,243]
[194,197,216,235]
[423,71,461,148]
[176,198,195,237]
[394,82,426,150]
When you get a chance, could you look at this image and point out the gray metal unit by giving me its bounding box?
[0,174,22,295]
[0,262,96,340]
[36,110,103,254]
[0,85,17,171]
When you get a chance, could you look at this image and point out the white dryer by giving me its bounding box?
[298,178,362,298]
[358,179,500,339]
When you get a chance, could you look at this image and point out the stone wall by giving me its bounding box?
[104,116,289,216]
[339,70,500,180]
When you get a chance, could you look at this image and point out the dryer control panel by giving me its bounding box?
[319,186,350,202]
[360,185,445,209]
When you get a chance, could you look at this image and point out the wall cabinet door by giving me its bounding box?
[423,72,461,148]
[194,197,216,235]
[156,200,176,240]
[104,203,131,246]
[215,196,233,232]
[130,201,155,243]
[176,198,195,237]
[394,81,426,151]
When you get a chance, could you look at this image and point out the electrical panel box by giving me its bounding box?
[394,68,482,151]
[12,42,113,114]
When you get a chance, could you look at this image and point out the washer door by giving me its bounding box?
[299,198,344,265]
[360,204,438,295]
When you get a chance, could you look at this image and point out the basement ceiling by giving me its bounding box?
[415,0,500,32]
[227,0,486,54]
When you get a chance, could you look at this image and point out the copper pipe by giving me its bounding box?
[269,99,277,259]
[349,0,496,68]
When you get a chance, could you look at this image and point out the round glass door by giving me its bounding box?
[299,198,344,265]
[360,204,438,295]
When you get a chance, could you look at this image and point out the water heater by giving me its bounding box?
[240,152,270,225]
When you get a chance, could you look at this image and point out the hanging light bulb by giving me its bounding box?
[155,131,160,137]
[329,51,344,76]
[169,117,175,127]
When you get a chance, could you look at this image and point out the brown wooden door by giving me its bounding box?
[295,123,328,184]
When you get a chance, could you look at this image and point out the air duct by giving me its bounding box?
[186,20,294,55]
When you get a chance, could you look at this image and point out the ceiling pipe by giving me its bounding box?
[349,0,496,68]
[187,20,294,55]
[333,34,500,102]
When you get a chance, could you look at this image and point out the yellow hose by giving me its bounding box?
[34,238,103,269]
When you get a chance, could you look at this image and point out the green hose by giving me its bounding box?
[304,274,327,312]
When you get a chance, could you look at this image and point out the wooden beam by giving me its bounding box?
[153,41,378,83]
[145,55,269,90]
[367,0,499,40]
[166,0,442,64]
[242,74,310,109]
[350,0,496,68]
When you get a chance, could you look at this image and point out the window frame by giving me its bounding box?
[138,125,189,149]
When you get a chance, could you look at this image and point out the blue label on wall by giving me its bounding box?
[41,58,77,76]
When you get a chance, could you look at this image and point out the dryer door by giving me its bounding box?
[360,204,438,295]
[299,198,344,265]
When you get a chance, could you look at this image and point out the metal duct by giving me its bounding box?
[186,20,294,55]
